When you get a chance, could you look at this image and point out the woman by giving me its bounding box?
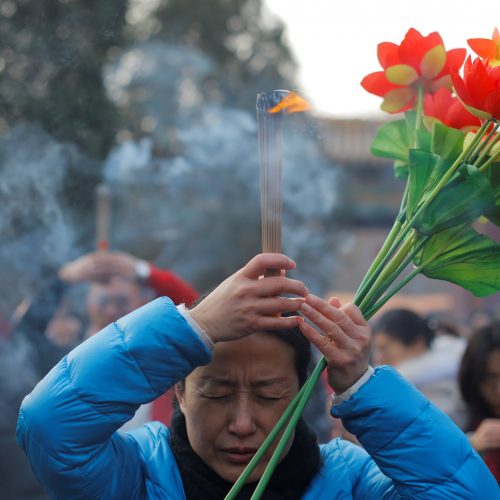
[17,254,497,498]
[459,321,500,483]
[372,308,467,427]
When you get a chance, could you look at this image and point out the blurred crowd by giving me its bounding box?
[0,249,499,498]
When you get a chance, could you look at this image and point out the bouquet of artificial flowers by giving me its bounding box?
[227,27,500,500]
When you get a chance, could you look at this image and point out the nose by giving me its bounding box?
[227,397,257,437]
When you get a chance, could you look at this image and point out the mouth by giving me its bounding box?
[222,447,258,464]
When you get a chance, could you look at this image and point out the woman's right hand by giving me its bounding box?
[189,253,308,343]
[470,419,500,452]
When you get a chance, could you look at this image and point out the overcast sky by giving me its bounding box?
[265,0,498,117]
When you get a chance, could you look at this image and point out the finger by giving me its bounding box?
[328,296,342,308]
[306,294,357,336]
[243,254,296,279]
[298,320,339,361]
[257,297,305,316]
[341,303,367,326]
[300,302,351,349]
[258,315,304,331]
[254,276,308,298]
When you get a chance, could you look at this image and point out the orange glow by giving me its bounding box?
[268,91,310,114]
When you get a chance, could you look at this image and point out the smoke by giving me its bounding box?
[103,104,339,294]
[0,124,86,317]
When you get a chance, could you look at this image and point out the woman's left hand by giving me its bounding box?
[299,295,371,395]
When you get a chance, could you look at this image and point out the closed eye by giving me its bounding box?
[202,394,231,400]
[258,395,282,401]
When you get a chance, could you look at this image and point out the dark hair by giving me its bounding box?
[263,312,311,387]
[459,321,500,423]
[373,308,435,348]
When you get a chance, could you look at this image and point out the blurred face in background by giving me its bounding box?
[481,349,500,417]
[86,276,148,334]
[372,331,427,366]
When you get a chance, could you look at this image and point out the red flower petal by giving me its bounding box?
[446,100,481,130]
[424,87,453,121]
[466,58,497,106]
[452,73,475,107]
[484,89,500,120]
[399,29,443,70]
[468,38,497,60]
[361,71,400,97]
[377,42,400,68]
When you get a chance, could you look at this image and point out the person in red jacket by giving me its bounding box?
[58,250,199,427]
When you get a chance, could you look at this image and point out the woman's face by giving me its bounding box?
[176,333,299,483]
[481,349,500,417]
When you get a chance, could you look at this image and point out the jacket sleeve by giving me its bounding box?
[148,265,199,306]
[331,366,499,498]
[16,297,211,499]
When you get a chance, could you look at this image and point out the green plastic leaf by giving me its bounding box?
[413,164,496,235]
[431,122,465,162]
[371,118,412,161]
[416,225,500,297]
[484,163,500,226]
[394,160,409,179]
[416,126,432,152]
[370,111,431,178]
[406,150,451,218]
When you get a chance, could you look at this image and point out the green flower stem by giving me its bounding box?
[358,230,416,312]
[463,120,492,163]
[354,185,408,304]
[364,223,470,319]
[353,219,404,304]
[360,235,427,313]
[474,122,500,167]
[250,357,327,500]
[224,383,308,500]
[364,266,421,320]
[479,148,500,173]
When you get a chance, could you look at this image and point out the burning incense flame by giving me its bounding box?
[268,91,310,115]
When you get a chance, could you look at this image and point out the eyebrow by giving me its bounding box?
[198,376,291,388]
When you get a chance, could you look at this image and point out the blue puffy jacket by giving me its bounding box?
[17,298,499,499]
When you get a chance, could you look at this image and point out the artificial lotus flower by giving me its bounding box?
[423,88,481,132]
[361,28,466,113]
[452,56,500,121]
[468,28,500,67]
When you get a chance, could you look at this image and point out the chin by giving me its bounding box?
[218,464,262,484]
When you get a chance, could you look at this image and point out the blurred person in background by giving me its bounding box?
[0,249,199,499]
[58,250,200,430]
[459,321,500,483]
[372,308,467,428]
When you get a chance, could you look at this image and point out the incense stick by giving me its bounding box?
[96,183,111,251]
[256,90,288,277]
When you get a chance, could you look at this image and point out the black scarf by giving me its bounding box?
[170,408,321,500]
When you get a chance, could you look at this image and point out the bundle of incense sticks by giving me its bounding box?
[256,90,288,277]
[96,183,112,251]
[256,90,309,277]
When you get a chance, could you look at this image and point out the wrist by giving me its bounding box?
[330,365,371,397]
[134,259,151,282]
[330,365,374,404]
[189,306,218,344]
